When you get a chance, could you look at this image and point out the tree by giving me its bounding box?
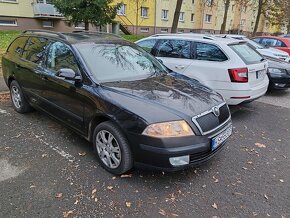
[171,0,183,33]
[220,0,231,34]
[52,0,120,31]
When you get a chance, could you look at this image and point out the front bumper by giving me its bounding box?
[127,121,232,171]
[268,73,290,90]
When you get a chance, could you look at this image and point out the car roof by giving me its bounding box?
[21,30,125,45]
[145,33,245,45]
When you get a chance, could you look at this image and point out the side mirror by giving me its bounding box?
[56,68,82,81]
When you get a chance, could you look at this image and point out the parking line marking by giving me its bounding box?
[34,135,75,163]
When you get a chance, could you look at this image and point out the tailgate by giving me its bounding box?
[247,61,268,87]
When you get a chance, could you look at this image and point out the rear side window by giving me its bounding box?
[23,37,49,64]
[7,37,29,57]
[260,38,287,47]
[156,39,191,59]
[229,43,263,65]
[195,42,228,61]
[137,39,157,53]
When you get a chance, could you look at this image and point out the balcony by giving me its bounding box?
[32,3,63,19]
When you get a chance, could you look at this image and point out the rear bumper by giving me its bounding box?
[219,78,269,105]
[127,122,232,171]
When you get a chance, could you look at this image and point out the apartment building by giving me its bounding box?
[0,0,286,35]
[0,0,81,31]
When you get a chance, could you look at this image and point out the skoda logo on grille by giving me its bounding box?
[212,106,220,117]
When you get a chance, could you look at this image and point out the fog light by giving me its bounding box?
[275,83,286,88]
[169,155,190,166]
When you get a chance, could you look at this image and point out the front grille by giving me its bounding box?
[193,103,230,135]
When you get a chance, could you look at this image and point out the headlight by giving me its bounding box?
[142,120,194,138]
[268,68,288,78]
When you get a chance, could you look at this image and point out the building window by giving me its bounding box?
[178,29,184,33]
[205,0,213,6]
[191,13,194,22]
[179,12,185,22]
[141,7,149,18]
[117,4,126,15]
[240,19,246,27]
[205,14,212,23]
[42,20,53,28]
[0,0,17,2]
[161,9,169,20]
[140,27,149,33]
[160,28,168,33]
[36,0,52,3]
[192,0,194,4]
[0,19,17,26]
[75,23,85,29]
[242,6,247,12]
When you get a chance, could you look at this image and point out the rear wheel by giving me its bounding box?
[93,121,133,175]
[10,80,33,113]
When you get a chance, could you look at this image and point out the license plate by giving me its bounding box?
[211,125,232,151]
[256,70,266,79]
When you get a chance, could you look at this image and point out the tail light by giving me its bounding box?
[228,68,248,83]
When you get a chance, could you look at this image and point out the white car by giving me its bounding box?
[136,34,269,105]
[216,34,290,62]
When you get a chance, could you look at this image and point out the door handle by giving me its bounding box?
[175,65,185,70]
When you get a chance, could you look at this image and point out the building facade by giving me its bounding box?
[0,0,287,35]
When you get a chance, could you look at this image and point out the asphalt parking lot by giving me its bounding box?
[0,90,290,218]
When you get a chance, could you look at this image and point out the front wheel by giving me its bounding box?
[10,80,33,113]
[93,121,133,175]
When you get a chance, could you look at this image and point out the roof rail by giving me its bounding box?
[22,29,67,40]
[150,33,216,40]
[72,30,122,38]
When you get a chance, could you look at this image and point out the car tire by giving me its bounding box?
[93,121,133,175]
[10,80,33,113]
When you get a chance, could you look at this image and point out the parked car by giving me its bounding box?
[279,34,290,38]
[265,56,290,90]
[216,34,290,62]
[136,34,269,105]
[252,36,290,55]
[2,30,232,174]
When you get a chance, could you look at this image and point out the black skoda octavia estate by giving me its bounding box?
[2,30,232,175]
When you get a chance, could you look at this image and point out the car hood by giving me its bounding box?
[99,73,224,124]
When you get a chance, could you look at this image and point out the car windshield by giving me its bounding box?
[75,42,168,83]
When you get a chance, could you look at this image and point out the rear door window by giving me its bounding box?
[155,39,192,59]
[195,42,228,61]
[229,43,263,64]
[7,37,29,58]
[137,39,157,53]
[23,37,49,64]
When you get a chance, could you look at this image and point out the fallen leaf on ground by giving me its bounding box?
[107,186,113,190]
[125,202,131,207]
[159,209,166,216]
[94,198,98,202]
[120,174,132,178]
[63,211,73,217]
[55,193,63,198]
[92,188,97,195]
[212,203,218,209]
[74,199,79,205]
[171,213,179,217]
[78,152,86,156]
[264,194,269,200]
[279,179,284,183]
[255,143,266,148]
